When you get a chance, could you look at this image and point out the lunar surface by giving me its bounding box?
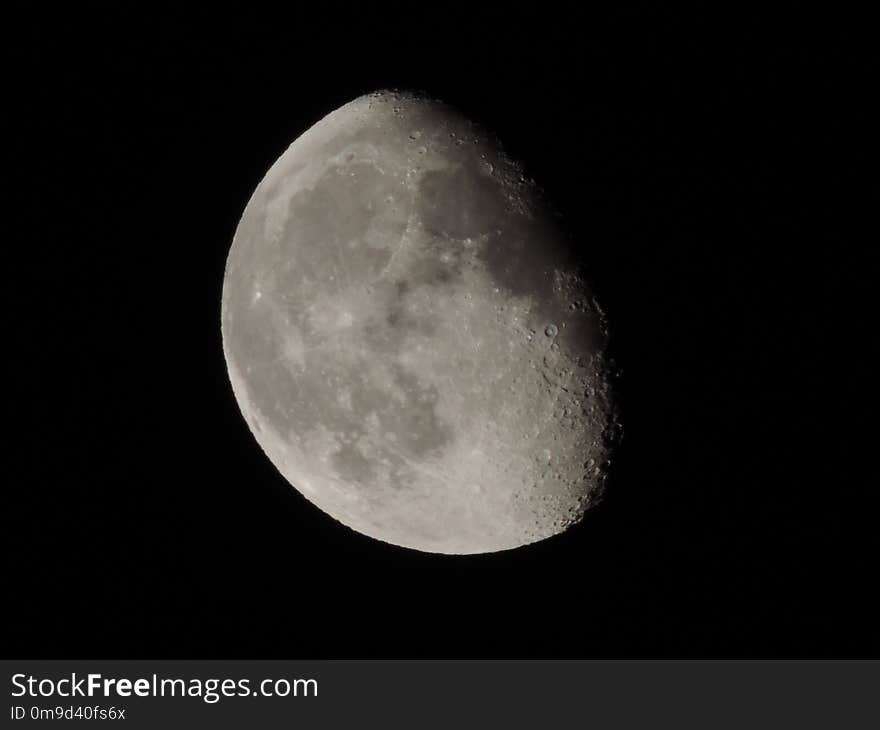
[221,91,616,554]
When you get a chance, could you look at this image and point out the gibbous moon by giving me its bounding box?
[221,91,616,554]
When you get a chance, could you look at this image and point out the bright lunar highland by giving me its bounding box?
[221,91,616,554]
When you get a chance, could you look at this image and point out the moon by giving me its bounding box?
[221,90,616,554]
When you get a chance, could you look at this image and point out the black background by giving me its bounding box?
[6,3,877,657]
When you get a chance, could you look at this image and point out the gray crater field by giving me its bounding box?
[221,90,617,554]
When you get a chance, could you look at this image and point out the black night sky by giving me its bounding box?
[6,3,877,657]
